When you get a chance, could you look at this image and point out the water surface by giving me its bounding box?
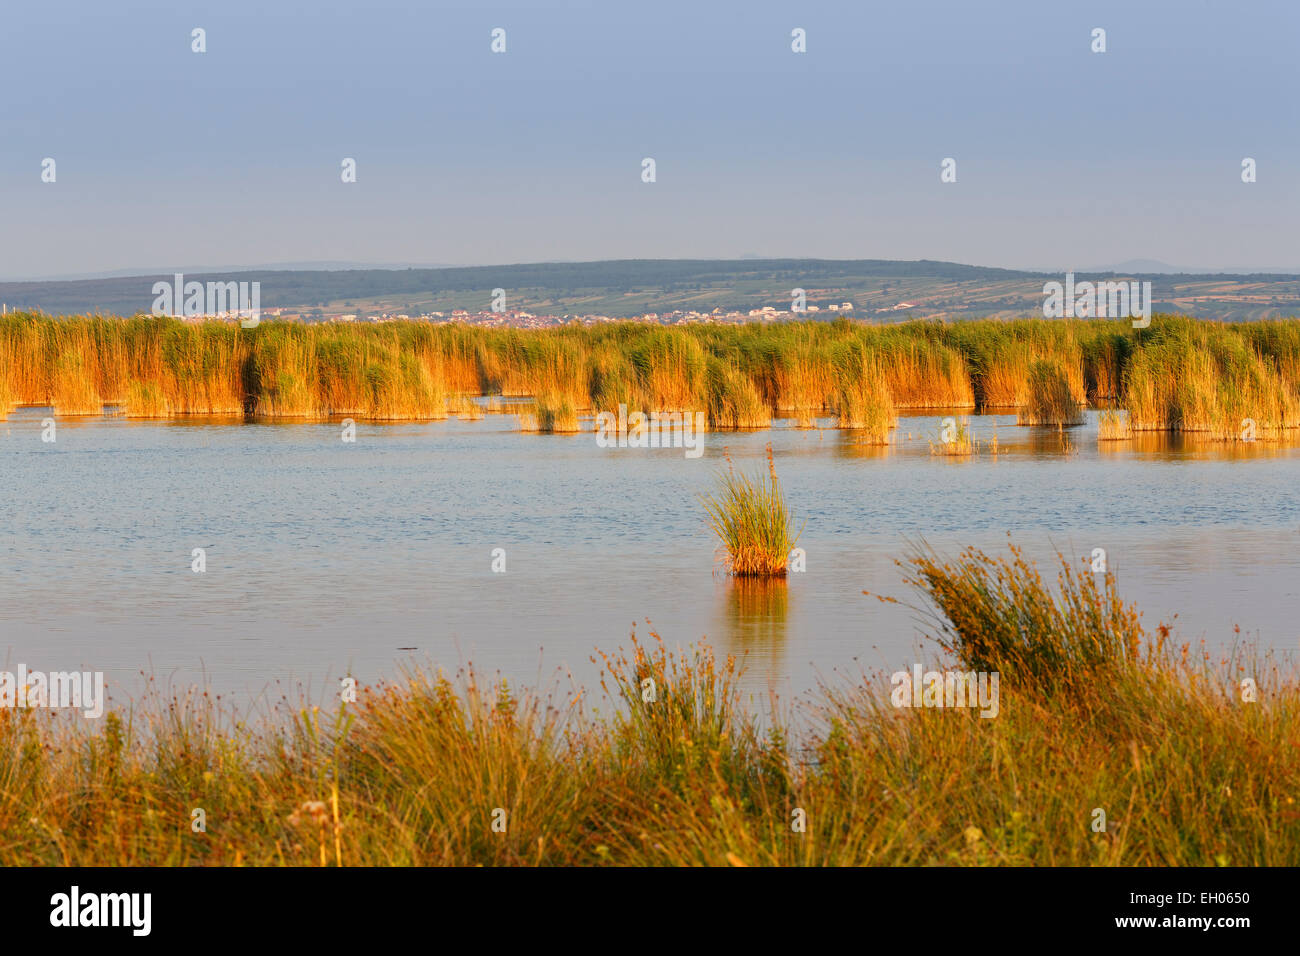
[3,408,1298,708]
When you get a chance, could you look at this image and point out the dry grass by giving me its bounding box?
[1126,318,1300,439]
[701,444,802,577]
[452,394,484,420]
[519,392,580,433]
[1017,359,1085,426]
[6,313,1300,440]
[706,358,769,430]
[1097,409,1131,441]
[2,541,1296,866]
[929,416,973,456]
[880,339,975,408]
[833,343,896,442]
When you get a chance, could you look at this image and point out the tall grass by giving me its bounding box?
[1097,409,1131,440]
[7,313,1300,437]
[900,539,1142,694]
[2,541,1296,866]
[518,391,580,433]
[630,329,706,411]
[929,416,973,456]
[705,357,769,430]
[701,444,801,577]
[1017,359,1084,426]
[832,341,896,441]
[878,335,975,408]
[1126,318,1300,439]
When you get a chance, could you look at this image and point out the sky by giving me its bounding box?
[2,0,1298,279]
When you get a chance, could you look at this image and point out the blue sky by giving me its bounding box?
[2,0,1297,278]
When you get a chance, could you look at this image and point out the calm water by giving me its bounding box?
[3,406,1300,708]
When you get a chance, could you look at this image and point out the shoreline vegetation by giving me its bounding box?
[2,541,1294,866]
[4,313,1300,440]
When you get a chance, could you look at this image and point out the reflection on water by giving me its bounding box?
[1099,430,1300,460]
[1021,427,1078,457]
[833,431,894,460]
[715,577,789,681]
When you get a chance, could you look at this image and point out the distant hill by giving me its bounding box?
[0,260,465,283]
[2,258,1299,322]
[1091,259,1193,275]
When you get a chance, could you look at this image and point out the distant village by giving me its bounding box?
[248,300,926,327]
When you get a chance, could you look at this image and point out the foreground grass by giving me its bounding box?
[6,313,1300,439]
[2,542,1296,866]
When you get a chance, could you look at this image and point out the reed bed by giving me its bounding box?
[2,540,1296,866]
[701,444,801,576]
[947,321,1091,408]
[1126,319,1300,439]
[832,341,896,442]
[771,341,836,419]
[629,329,706,412]
[984,343,1086,409]
[1017,359,1085,426]
[878,337,975,408]
[588,344,644,420]
[705,357,770,430]
[0,335,18,417]
[5,313,1300,436]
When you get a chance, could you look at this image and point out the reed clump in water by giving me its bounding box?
[1097,409,1131,441]
[249,324,320,418]
[588,345,644,421]
[452,394,483,419]
[51,353,102,416]
[877,335,975,409]
[156,320,247,415]
[313,331,372,416]
[1017,359,1085,426]
[929,416,973,456]
[701,444,801,577]
[953,323,1089,409]
[519,391,580,433]
[0,380,15,418]
[0,336,18,417]
[772,341,835,423]
[509,336,587,431]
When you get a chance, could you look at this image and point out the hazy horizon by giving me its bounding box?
[8,255,1300,287]
[4,0,1296,278]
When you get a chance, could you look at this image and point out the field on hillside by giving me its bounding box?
[6,260,1300,321]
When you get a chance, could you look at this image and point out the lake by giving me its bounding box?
[3,405,1299,711]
